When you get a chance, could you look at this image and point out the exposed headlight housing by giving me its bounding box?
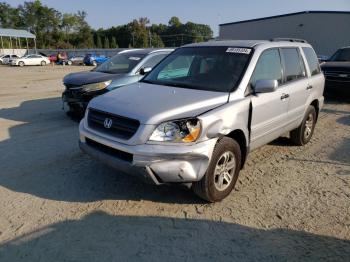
[149,118,201,143]
[81,80,112,92]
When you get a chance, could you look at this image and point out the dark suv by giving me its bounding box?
[321,47,350,95]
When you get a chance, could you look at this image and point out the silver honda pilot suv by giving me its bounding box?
[79,39,324,202]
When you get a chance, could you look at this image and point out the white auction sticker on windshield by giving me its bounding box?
[129,57,141,60]
[226,48,251,54]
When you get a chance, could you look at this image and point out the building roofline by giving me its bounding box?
[219,11,350,26]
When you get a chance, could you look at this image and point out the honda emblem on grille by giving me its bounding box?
[104,118,113,129]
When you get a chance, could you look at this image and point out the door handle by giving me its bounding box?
[306,85,313,90]
[280,93,289,100]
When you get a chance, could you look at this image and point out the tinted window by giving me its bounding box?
[142,47,251,92]
[302,47,320,76]
[281,48,306,82]
[141,53,168,69]
[329,48,350,62]
[250,49,282,86]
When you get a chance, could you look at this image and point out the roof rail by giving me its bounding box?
[270,38,308,43]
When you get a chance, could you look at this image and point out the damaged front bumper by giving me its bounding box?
[62,88,107,113]
[79,122,217,185]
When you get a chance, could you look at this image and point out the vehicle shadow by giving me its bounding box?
[0,211,349,262]
[0,97,203,204]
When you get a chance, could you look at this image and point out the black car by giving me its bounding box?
[321,47,350,95]
[62,48,173,116]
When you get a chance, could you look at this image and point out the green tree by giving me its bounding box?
[62,13,78,43]
[96,34,102,48]
[110,36,118,48]
[104,36,110,49]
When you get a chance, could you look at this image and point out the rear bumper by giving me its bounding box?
[79,121,217,184]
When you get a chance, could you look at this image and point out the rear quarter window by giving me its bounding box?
[302,47,321,76]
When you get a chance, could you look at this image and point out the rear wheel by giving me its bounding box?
[92,60,97,66]
[290,105,317,146]
[192,137,241,202]
[41,61,46,66]
[18,61,24,67]
[67,60,72,66]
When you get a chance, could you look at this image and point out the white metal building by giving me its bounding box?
[219,11,350,56]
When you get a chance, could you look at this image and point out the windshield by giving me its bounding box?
[330,48,350,62]
[95,53,146,74]
[141,47,251,92]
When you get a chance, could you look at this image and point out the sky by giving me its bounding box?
[6,0,350,36]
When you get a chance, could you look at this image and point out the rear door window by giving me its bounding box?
[142,53,168,69]
[302,47,321,76]
[281,48,306,83]
[250,48,283,86]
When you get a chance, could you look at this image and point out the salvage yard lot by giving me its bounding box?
[0,65,349,261]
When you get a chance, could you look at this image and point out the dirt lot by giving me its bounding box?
[0,65,349,261]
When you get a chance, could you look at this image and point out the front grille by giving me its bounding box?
[324,71,350,82]
[85,138,133,163]
[88,108,140,140]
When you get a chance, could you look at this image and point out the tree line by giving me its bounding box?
[0,0,213,49]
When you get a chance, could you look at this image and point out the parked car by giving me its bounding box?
[10,54,50,66]
[321,46,350,95]
[1,54,19,65]
[0,55,5,64]
[83,54,109,66]
[63,49,173,116]
[78,39,324,202]
[67,55,85,65]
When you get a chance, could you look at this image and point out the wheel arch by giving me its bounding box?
[226,129,248,169]
[310,99,319,121]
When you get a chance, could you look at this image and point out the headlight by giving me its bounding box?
[82,80,112,92]
[149,118,201,143]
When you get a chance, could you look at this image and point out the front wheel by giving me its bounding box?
[41,61,46,66]
[92,60,97,66]
[192,137,241,202]
[18,61,25,67]
[290,105,317,146]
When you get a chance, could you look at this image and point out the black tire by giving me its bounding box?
[192,137,241,202]
[290,105,317,146]
[18,61,24,67]
[41,61,46,66]
[92,60,97,66]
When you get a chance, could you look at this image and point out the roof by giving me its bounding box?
[119,48,174,55]
[184,40,269,48]
[219,11,350,26]
[0,28,36,39]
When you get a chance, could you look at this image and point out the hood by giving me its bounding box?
[89,82,229,125]
[63,71,126,86]
[321,61,350,72]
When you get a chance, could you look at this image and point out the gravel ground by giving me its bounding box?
[0,65,349,262]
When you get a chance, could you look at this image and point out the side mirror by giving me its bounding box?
[139,67,152,75]
[254,79,278,93]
